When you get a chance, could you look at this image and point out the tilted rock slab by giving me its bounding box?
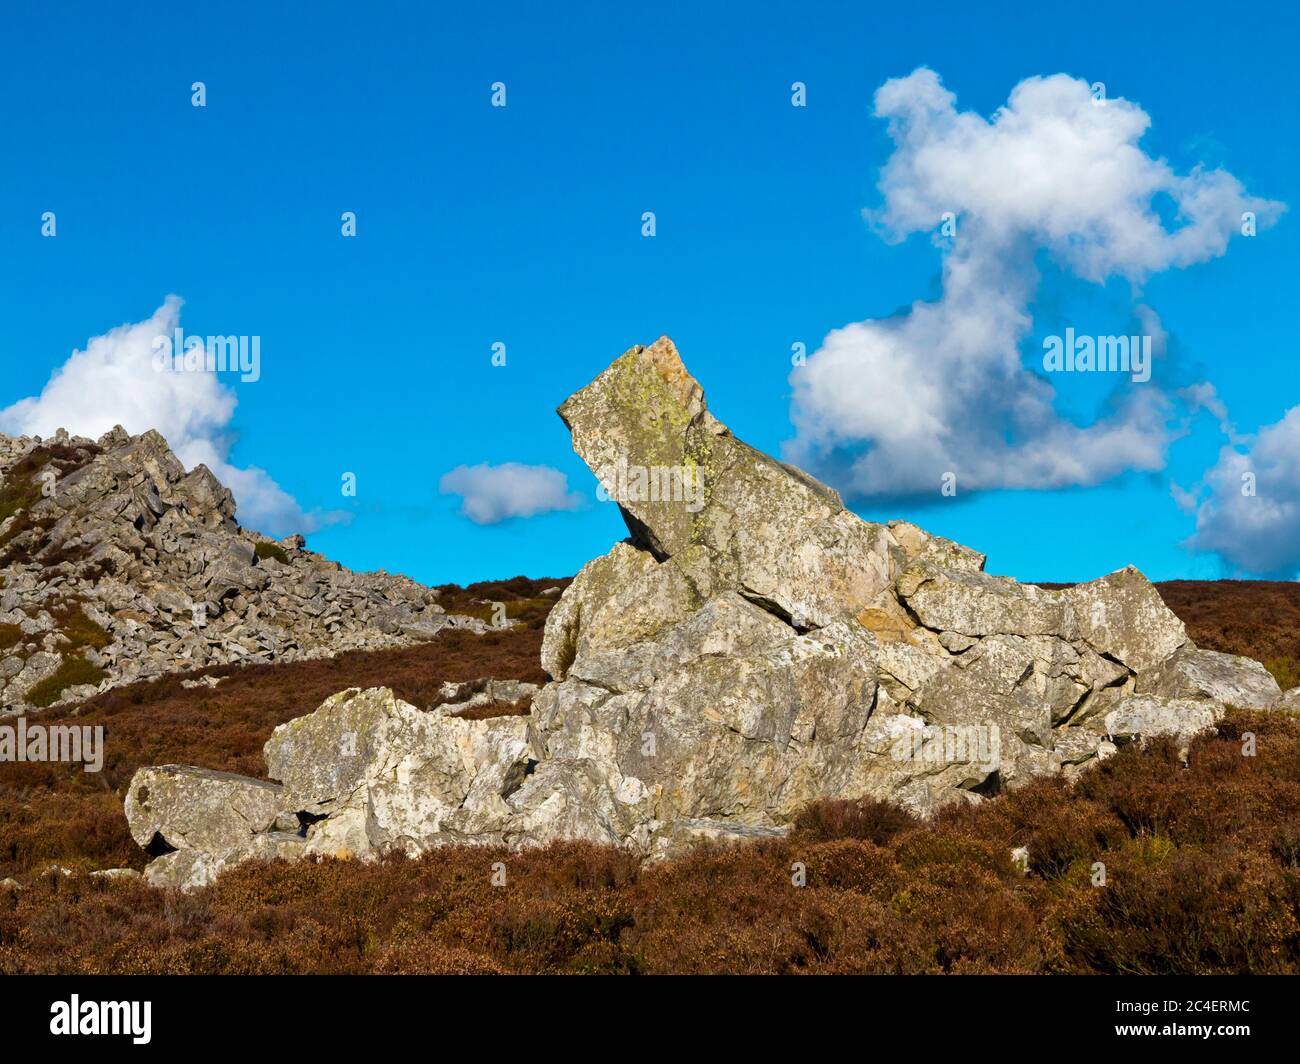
[124,338,1289,887]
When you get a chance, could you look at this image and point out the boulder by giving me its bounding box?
[1138,647,1282,709]
[120,337,1264,886]
[1104,695,1221,752]
[263,686,533,856]
[1063,568,1188,675]
[558,338,898,628]
[124,765,285,854]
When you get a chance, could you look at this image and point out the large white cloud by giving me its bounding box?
[439,462,583,525]
[788,68,1283,497]
[0,296,330,535]
[1186,406,1300,577]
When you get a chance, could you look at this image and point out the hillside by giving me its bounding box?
[1,567,1298,973]
[0,427,501,713]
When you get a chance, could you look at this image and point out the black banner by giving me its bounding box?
[1,974,1286,1050]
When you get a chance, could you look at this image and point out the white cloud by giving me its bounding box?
[439,462,583,524]
[0,296,332,535]
[788,68,1283,497]
[1186,406,1300,577]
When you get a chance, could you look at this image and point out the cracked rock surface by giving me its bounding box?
[124,338,1292,888]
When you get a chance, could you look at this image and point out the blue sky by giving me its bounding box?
[1,0,1297,585]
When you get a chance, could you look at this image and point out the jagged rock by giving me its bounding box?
[1066,570,1188,674]
[142,832,307,891]
[1138,647,1283,709]
[262,687,533,858]
[902,568,1072,638]
[122,337,1262,886]
[1281,688,1300,712]
[0,426,495,713]
[559,337,899,628]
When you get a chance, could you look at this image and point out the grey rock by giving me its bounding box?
[117,337,1266,886]
[1104,695,1221,749]
[124,765,285,854]
[0,426,492,712]
[1138,647,1283,709]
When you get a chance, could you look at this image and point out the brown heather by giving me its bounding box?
[1157,579,1300,691]
[1,577,1298,974]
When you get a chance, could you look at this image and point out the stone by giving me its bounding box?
[119,336,1267,887]
[1064,568,1188,675]
[557,338,898,628]
[89,867,143,881]
[1138,647,1282,709]
[124,765,285,854]
[141,833,307,891]
[263,687,534,857]
[1103,695,1220,749]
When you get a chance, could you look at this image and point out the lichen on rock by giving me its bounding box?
[124,337,1287,889]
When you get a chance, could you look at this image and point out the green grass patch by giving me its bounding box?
[50,600,111,651]
[0,622,24,651]
[254,541,290,565]
[1265,657,1300,692]
[25,656,108,708]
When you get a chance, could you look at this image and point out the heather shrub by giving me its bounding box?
[1022,800,1128,880]
[4,584,1300,974]
[799,839,902,897]
[792,795,917,845]
[1052,846,1300,974]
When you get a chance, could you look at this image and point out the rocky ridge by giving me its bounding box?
[123,338,1300,889]
[0,427,492,713]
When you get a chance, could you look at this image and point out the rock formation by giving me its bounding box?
[0,427,492,712]
[123,338,1294,889]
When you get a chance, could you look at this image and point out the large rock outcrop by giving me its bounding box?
[123,338,1292,888]
[0,428,495,712]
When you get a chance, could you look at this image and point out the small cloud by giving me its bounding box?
[439,462,583,525]
[1170,481,1199,515]
[1186,405,1300,577]
[1179,381,1243,445]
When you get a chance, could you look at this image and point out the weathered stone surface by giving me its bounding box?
[264,687,533,858]
[1064,567,1188,674]
[124,766,284,854]
[141,832,307,891]
[557,339,898,628]
[903,568,1071,638]
[1103,695,1221,750]
[122,337,1265,887]
[1281,688,1300,712]
[1138,647,1282,709]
